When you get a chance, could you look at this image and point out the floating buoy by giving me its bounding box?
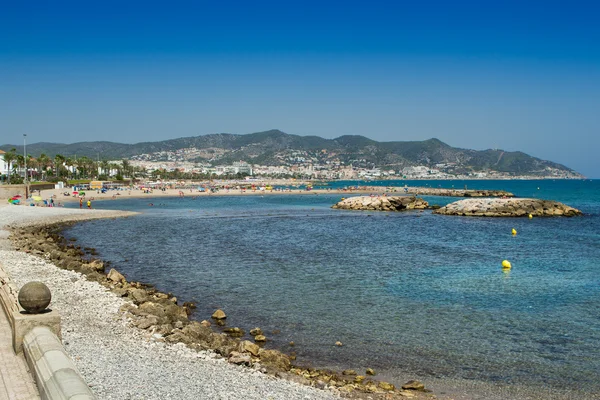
[502,260,512,269]
[511,228,517,236]
[528,214,533,219]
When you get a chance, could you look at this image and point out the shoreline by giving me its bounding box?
[1,202,596,399]
[0,203,435,400]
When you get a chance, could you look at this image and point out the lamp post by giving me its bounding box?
[23,134,27,183]
[23,134,29,198]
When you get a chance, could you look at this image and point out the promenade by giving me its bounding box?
[0,302,39,400]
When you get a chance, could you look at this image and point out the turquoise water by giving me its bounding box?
[64,180,600,398]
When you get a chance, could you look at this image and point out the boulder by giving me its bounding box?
[402,380,426,391]
[258,349,291,372]
[211,309,227,319]
[239,340,260,356]
[229,351,252,366]
[107,268,126,284]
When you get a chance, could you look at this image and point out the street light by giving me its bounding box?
[23,134,27,183]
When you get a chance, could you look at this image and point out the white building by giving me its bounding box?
[0,150,11,178]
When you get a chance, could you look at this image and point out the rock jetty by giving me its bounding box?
[433,198,582,217]
[409,188,514,197]
[332,196,428,211]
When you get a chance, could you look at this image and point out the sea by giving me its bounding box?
[62,180,600,399]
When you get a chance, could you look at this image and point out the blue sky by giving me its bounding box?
[1,1,599,177]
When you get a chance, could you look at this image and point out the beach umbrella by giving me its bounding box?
[72,191,79,195]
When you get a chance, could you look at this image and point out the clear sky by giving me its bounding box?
[1,0,599,177]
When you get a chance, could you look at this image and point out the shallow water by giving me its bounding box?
[64,180,600,398]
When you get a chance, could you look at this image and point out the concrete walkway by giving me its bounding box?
[0,293,40,400]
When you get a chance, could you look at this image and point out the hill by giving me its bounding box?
[0,129,582,177]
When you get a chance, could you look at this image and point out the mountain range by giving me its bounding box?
[0,129,582,177]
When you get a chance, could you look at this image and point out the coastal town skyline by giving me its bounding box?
[2,1,599,177]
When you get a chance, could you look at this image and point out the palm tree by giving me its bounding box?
[37,153,51,181]
[54,154,65,177]
[3,148,18,184]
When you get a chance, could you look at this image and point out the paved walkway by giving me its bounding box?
[0,296,40,399]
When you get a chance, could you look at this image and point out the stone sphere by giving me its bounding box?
[18,281,51,314]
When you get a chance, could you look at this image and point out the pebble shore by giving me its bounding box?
[0,204,340,400]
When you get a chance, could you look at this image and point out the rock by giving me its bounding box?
[129,288,150,305]
[342,369,356,375]
[107,268,126,284]
[200,320,211,327]
[366,368,376,375]
[136,315,159,329]
[332,196,429,212]
[211,309,227,319]
[335,341,343,346]
[354,375,365,383]
[402,380,425,391]
[254,334,267,342]
[249,327,263,336]
[275,372,310,386]
[434,198,582,218]
[239,340,260,356]
[379,381,395,391]
[223,327,245,338]
[258,349,291,372]
[229,351,252,366]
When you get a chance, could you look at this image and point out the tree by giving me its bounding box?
[54,154,65,177]
[2,148,17,185]
[37,153,51,181]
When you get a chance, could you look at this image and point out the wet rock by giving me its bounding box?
[254,334,267,342]
[223,327,245,338]
[211,309,227,319]
[200,320,211,327]
[342,369,357,376]
[249,327,263,336]
[379,381,395,391]
[402,380,426,391]
[366,368,376,375]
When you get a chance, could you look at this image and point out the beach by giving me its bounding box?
[0,203,347,399]
[0,201,439,400]
[2,179,598,400]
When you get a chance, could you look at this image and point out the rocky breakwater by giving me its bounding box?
[332,196,429,211]
[433,198,583,217]
[407,188,514,197]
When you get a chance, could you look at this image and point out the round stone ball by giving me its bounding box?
[18,281,52,314]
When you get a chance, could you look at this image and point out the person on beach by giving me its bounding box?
[79,198,83,209]
[87,200,91,209]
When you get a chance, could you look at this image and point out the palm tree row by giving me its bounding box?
[1,149,143,184]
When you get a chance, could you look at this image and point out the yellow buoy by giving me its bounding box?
[528,213,533,219]
[511,228,517,236]
[502,260,512,269]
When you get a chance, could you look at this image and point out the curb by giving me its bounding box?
[1,263,96,399]
[23,326,96,400]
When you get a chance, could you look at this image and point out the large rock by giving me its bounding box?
[332,196,429,212]
[434,198,582,217]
